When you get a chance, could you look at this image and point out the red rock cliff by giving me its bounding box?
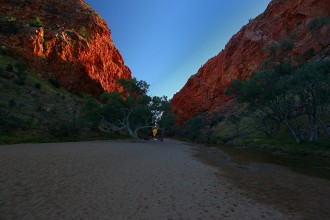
[171,0,330,124]
[0,0,131,95]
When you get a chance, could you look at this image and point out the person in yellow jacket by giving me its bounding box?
[152,127,158,139]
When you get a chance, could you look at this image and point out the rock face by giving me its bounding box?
[0,0,131,95]
[171,0,330,124]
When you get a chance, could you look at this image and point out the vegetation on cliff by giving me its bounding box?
[174,35,330,155]
[0,49,175,143]
[172,9,330,155]
[0,0,177,144]
[226,42,330,144]
[0,49,84,143]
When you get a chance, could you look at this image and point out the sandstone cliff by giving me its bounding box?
[0,0,131,95]
[171,0,330,124]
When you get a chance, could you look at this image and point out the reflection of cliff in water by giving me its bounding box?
[196,145,330,180]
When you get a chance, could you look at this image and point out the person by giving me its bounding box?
[152,127,158,140]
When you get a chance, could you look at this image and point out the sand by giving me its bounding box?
[1,139,298,219]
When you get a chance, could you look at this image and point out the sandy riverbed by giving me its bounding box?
[0,139,323,219]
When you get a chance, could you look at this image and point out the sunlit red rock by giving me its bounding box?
[0,0,131,95]
[171,0,330,124]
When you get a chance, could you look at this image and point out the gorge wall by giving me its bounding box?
[171,0,330,124]
[0,0,131,95]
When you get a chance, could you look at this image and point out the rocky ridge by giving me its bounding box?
[171,0,330,124]
[0,0,131,95]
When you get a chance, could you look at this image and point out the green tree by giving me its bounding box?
[97,78,155,139]
[228,114,242,136]
[152,96,176,140]
[226,66,305,144]
[226,36,313,143]
[252,110,280,137]
[226,57,330,143]
[80,96,101,129]
[80,78,161,139]
[183,115,205,142]
[290,60,330,141]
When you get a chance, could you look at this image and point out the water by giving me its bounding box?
[201,144,330,180]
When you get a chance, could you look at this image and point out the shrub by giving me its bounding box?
[74,91,83,98]
[280,38,294,52]
[48,78,60,88]
[34,82,41,89]
[79,26,91,41]
[29,16,43,27]
[14,63,27,75]
[8,99,16,108]
[48,122,76,138]
[14,77,25,85]
[3,16,16,25]
[6,64,13,72]
[2,16,17,34]
[80,26,87,37]
[307,16,330,32]
[304,48,315,59]
[0,46,6,55]
[0,114,27,133]
[35,103,42,112]
[0,46,13,56]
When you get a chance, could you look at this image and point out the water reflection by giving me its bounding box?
[207,145,330,180]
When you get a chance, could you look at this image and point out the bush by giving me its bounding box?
[35,103,42,112]
[79,26,91,41]
[2,16,17,34]
[80,26,87,37]
[34,82,41,89]
[48,78,60,88]
[0,46,13,56]
[14,76,26,85]
[307,16,330,32]
[304,48,315,58]
[0,46,6,55]
[6,64,13,72]
[74,91,83,98]
[14,63,27,76]
[0,114,27,133]
[29,17,43,27]
[3,16,16,25]
[48,122,77,138]
[8,99,16,108]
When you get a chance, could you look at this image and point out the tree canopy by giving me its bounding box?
[226,58,330,143]
[80,78,175,139]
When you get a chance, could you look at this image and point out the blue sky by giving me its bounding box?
[85,0,270,98]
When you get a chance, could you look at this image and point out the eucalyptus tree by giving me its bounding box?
[290,60,330,141]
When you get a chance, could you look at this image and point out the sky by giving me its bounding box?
[85,0,270,98]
